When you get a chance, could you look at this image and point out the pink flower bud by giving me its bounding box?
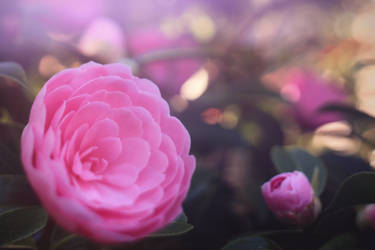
[261,171,321,226]
[357,204,375,230]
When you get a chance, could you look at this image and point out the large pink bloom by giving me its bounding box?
[21,62,195,242]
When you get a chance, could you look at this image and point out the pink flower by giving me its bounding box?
[21,62,195,242]
[263,68,348,130]
[128,29,202,96]
[261,171,321,226]
[284,70,348,129]
[357,204,375,230]
[78,17,126,62]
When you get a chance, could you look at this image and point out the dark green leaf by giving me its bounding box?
[255,229,303,238]
[0,62,27,88]
[0,207,48,245]
[0,62,31,124]
[0,125,24,177]
[319,233,357,250]
[271,146,327,195]
[327,172,375,212]
[222,236,282,250]
[149,213,193,237]
[0,142,24,175]
[319,104,375,122]
[0,175,39,206]
[314,206,356,235]
[288,148,327,196]
[174,212,188,223]
[51,234,83,250]
[0,237,36,249]
[319,104,375,134]
[271,146,296,173]
[49,226,90,250]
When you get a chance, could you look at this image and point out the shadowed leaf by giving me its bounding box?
[149,213,193,237]
[0,175,39,206]
[327,172,375,212]
[222,236,282,250]
[0,207,47,246]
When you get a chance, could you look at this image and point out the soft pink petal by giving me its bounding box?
[104,163,139,188]
[44,85,73,129]
[114,138,150,168]
[161,116,190,155]
[87,90,132,108]
[104,63,132,79]
[63,101,110,141]
[80,119,119,150]
[109,108,142,139]
[72,76,138,97]
[89,137,122,162]
[66,123,89,164]
[137,78,161,96]
[132,92,170,123]
[129,107,161,148]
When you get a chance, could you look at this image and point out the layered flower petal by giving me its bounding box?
[21,62,195,243]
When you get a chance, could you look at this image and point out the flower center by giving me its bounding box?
[270,176,286,192]
[72,148,110,181]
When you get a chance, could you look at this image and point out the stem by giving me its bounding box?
[51,234,78,250]
[352,59,375,73]
[133,47,220,66]
[38,218,55,250]
[352,131,375,148]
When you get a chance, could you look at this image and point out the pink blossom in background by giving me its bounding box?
[264,68,348,130]
[285,70,348,129]
[261,171,320,226]
[78,17,126,62]
[21,62,195,242]
[21,0,105,33]
[128,29,202,96]
[357,204,375,230]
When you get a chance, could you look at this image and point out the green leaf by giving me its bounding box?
[287,148,327,196]
[319,233,357,250]
[255,229,303,238]
[271,146,296,173]
[0,143,24,175]
[0,62,31,124]
[319,104,375,135]
[149,213,193,237]
[0,62,27,88]
[222,236,282,250]
[51,233,83,250]
[49,226,92,250]
[0,175,40,206]
[271,146,327,195]
[0,207,48,245]
[327,172,375,212]
[319,104,375,123]
[0,237,36,249]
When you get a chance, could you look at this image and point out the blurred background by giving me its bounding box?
[2,0,375,249]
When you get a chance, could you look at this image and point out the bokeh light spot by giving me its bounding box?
[180,68,209,100]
